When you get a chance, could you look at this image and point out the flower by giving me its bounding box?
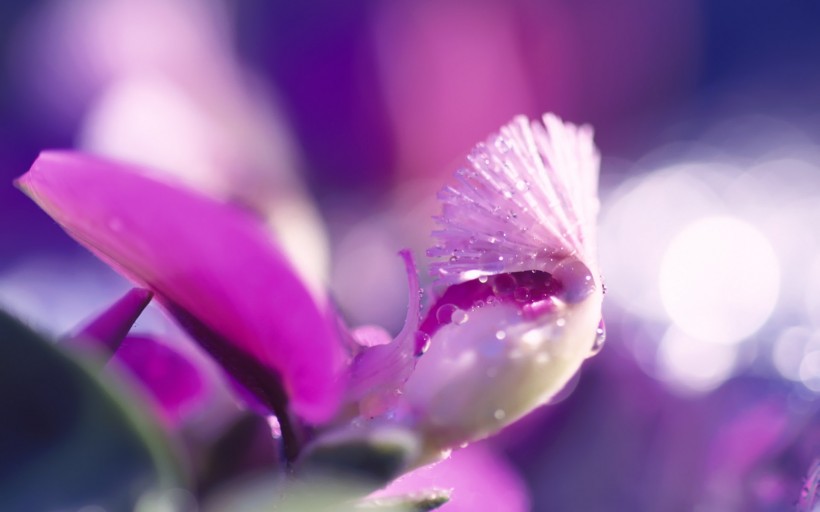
[17,151,346,432]
[17,113,603,471]
[402,113,604,452]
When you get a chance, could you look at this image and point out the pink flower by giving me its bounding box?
[17,152,346,434]
[17,113,604,468]
[401,114,605,454]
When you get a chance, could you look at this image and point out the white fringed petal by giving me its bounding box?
[428,114,600,283]
[408,114,604,453]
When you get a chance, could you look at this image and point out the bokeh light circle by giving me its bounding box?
[659,216,780,344]
[657,326,739,394]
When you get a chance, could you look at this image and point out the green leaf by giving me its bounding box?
[297,425,421,490]
[358,489,452,511]
[0,309,180,510]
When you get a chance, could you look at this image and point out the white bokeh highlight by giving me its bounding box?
[657,326,739,394]
[659,216,780,345]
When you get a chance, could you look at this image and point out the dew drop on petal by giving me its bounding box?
[414,331,431,356]
[495,330,507,340]
[492,274,517,294]
[452,309,469,325]
[514,287,531,302]
[494,409,506,420]
[494,136,511,154]
[479,252,505,273]
[478,275,488,284]
[552,258,596,303]
[436,304,459,324]
[590,318,606,356]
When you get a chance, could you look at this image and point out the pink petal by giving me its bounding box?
[18,151,344,423]
[110,335,207,427]
[63,287,153,357]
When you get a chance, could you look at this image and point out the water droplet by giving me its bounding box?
[556,318,566,327]
[436,304,459,324]
[492,274,517,294]
[514,287,531,302]
[414,331,431,356]
[590,318,606,355]
[452,309,469,325]
[494,136,511,154]
[479,252,505,273]
[502,190,513,199]
[449,255,458,263]
[552,258,596,303]
[494,409,506,420]
[478,275,489,284]
[495,330,507,340]
[515,180,530,192]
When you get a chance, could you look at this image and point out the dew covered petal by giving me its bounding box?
[428,114,601,283]
[409,114,605,451]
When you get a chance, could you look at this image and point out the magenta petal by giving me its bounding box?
[18,151,344,423]
[110,335,206,426]
[64,287,153,357]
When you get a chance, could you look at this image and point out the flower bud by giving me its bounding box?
[404,265,603,451]
[407,113,604,453]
